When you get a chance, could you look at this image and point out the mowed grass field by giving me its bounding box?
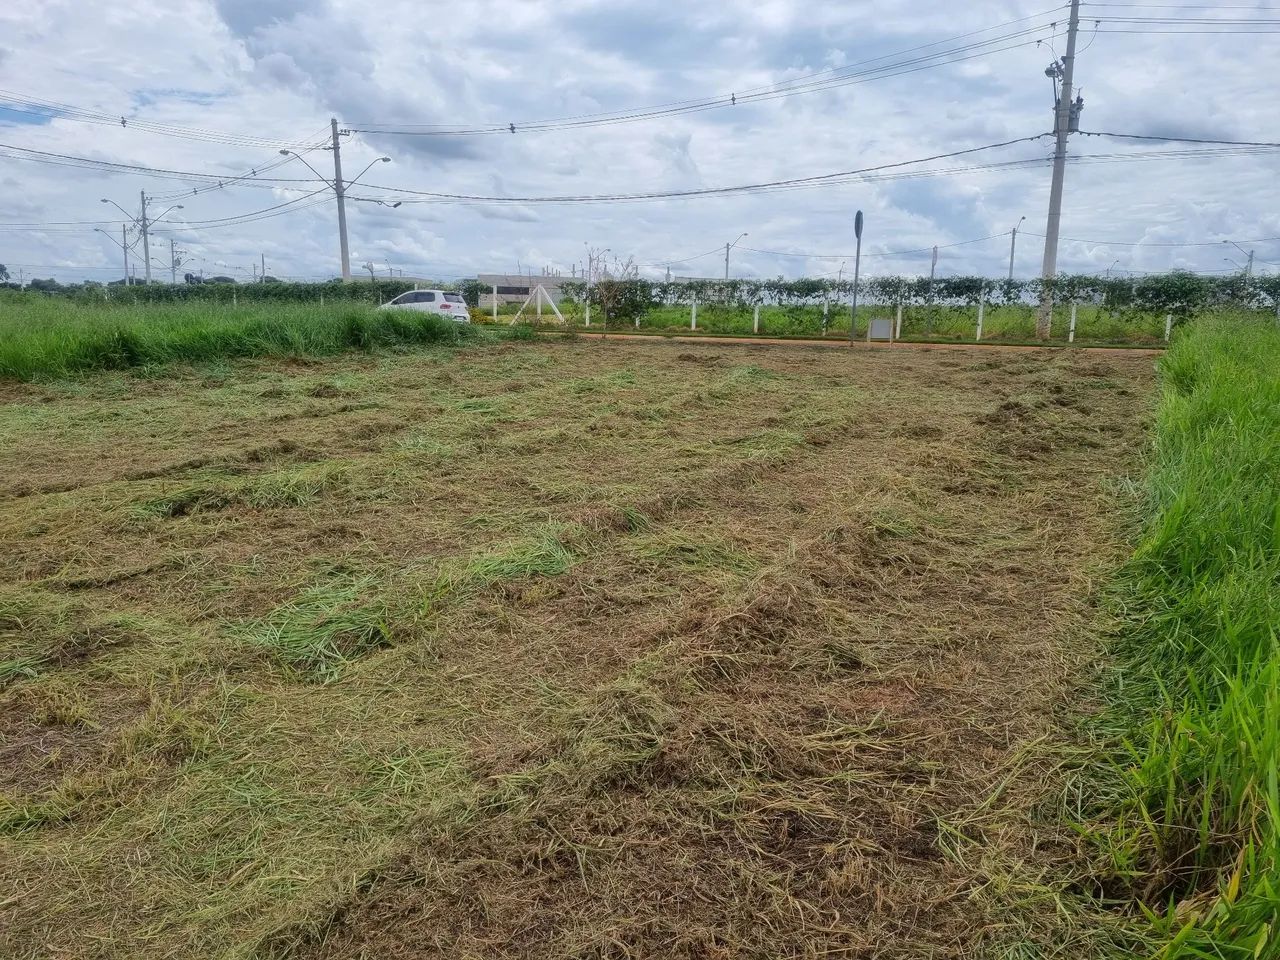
[0,337,1157,958]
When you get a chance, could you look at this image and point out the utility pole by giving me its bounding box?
[1008,216,1026,282]
[261,253,266,282]
[331,118,351,281]
[1037,0,1083,338]
[122,225,130,283]
[170,238,177,284]
[139,190,152,284]
[724,232,747,280]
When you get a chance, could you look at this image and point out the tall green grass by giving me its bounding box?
[1099,315,1280,956]
[0,293,487,380]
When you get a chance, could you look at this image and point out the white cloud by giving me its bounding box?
[1,0,1278,284]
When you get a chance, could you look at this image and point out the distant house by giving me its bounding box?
[476,273,565,308]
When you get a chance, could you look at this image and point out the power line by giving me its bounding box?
[353,135,1051,204]
[741,233,1010,261]
[347,13,1069,137]
[1081,130,1280,147]
[0,89,321,150]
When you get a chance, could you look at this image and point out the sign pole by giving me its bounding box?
[848,210,864,344]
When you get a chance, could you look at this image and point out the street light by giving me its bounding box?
[724,232,748,280]
[1008,216,1026,282]
[280,150,392,282]
[100,195,181,284]
[95,225,138,282]
[1224,257,1245,272]
[1221,240,1254,277]
[1105,258,1121,278]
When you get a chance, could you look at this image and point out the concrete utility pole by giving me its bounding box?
[170,238,177,283]
[725,233,747,280]
[1223,240,1254,277]
[139,190,152,284]
[261,253,266,282]
[1008,216,1026,282]
[331,118,351,281]
[1037,0,1083,338]
[122,225,130,282]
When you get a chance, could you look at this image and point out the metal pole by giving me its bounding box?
[1248,250,1255,278]
[261,253,266,282]
[725,242,730,280]
[1037,0,1082,338]
[848,210,864,344]
[121,224,129,283]
[170,238,177,284]
[139,190,152,284]
[331,118,351,281]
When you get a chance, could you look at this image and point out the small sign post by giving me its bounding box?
[849,210,864,344]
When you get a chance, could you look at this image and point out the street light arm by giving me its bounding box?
[150,204,185,224]
[346,157,392,189]
[278,150,335,188]
[100,198,138,223]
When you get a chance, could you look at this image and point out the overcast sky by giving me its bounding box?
[1,0,1277,284]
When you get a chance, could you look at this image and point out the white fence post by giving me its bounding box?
[691,298,697,330]
[536,286,543,320]
[975,289,985,341]
[895,301,903,339]
[492,285,498,322]
[232,290,237,307]
[753,303,760,334]
[319,292,324,307]
[822,297,829,334]
[1069,302,1078,343]
[1164,314,1173,341]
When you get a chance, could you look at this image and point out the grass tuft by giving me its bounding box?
[245,576,393,681]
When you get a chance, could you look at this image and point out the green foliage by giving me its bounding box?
[1095,315,1280,957]
[562,272,1280,319]
[0,295,487,380]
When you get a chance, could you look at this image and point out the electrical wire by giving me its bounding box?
[741,233,1010,261]
[348,13,1069,137]
[0,89,321,150]
[351,135,1051,204]
[1081,130,1280,148]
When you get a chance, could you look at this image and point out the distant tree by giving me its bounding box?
[261,275,281,283]
[29,278,62,293]
[183,272,205,285]
[207,276,236,284]
[0,264,9,282]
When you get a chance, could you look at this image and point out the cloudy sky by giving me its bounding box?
[1,0,1278,284]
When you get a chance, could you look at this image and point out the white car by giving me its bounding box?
[380,289,470,322]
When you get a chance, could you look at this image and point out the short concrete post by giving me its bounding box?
[822,297,829,334]
[691,298,698,330]
[320,293,324,307]
[1164,314,1173,341]
[895,301,903,339]
[753,303,760,334]
[492,285,498,322]
[975,291,985,341]
[536,286,543,320]
[232,290,237,307]
[1069,302,1078,343]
